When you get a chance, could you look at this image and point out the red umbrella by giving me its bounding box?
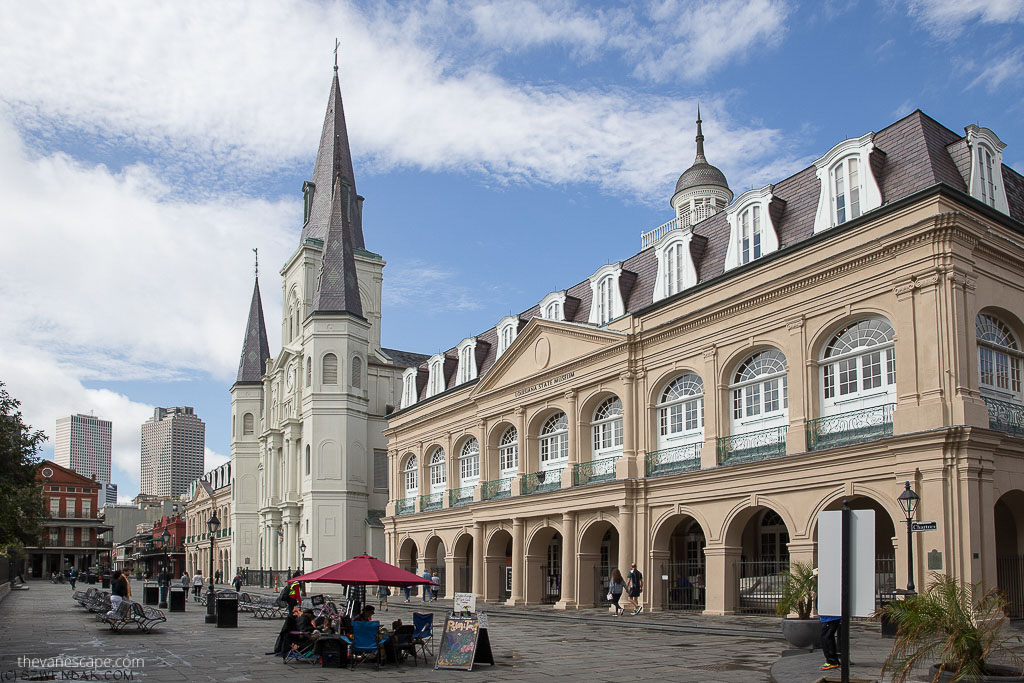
[291,555,436,587]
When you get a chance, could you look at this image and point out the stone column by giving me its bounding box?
[784,315,807,454]
[562,390,579,490]
[444,553,457,599]
[508,518,524,606]
[512,407,526,496]
[621,372,638,478]
[618,505,634,582]
[649,549,669,612]
[703,545,742,615]
[703,345,721,469]
[473,522,484,601]
[556,511,577,610]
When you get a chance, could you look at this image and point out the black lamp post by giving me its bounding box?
[158,528,170,608]
[299,540,306,567]
[205,512,220,624]
[897,481,920,593]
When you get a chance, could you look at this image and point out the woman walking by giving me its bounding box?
[608,569,626,616]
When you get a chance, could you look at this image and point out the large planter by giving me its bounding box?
[780,618,822,649]
[929,664,1024,682]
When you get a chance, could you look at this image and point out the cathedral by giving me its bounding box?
[228,64,427,576]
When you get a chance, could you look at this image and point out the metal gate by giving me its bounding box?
[498,565,511,603]
[594,567,612,608]
[539,564,560,604]
[998,556,1024,619]
[737,559,787,615]
[662,561,706,612]
[875,555,896,608]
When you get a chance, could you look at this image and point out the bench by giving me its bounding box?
[130,602,166,632]
[86,592,112,613]
[251,595,287,619]
[74,587,98,606]
[236,592,256,612]
[97,600,134,631]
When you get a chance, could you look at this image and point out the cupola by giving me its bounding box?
[670,107,733,227]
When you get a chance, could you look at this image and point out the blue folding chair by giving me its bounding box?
[412,612,434,660]
[341,620,389,670]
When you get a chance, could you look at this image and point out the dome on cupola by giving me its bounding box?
[670,107,733,224]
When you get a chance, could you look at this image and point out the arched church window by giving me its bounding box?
[322,353,338,385]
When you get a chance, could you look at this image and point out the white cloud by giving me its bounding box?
[968,47,1024,90]
[205,447,230,471]
[467,0,607,55]
[908,0,1024,37]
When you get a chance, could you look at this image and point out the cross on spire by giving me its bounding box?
[334,38,340,72]
[253,247,259,278]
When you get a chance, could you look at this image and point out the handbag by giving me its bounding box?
[606,592,613,601]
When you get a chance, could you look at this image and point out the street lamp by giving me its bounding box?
[299,540,306,567]
[205,512,221,624]
[158,528,170,608]
[897,481,920,593]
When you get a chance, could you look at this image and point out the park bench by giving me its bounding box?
[129,602,166,632]
[236,592,256,613]
[97,600,133,631]
[250,595,286,619]
[85,592,112,613]
[74,587,98,606]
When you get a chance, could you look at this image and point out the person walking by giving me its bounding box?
[232,572,243,592]
[68,567,77,590]
[403,584,411,603]
[285,579,302,611]
[181,570,190,596]
[431,572,440,601]
[626,562,644,615]
[377,584,390,611]
[608,568,626,616]
[192,571,204,600]
[421,569,432,602]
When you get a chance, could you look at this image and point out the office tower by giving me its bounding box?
[55,413,112,483]
[140,407,205,498]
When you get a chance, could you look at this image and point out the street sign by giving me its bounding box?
[912,521,937,532]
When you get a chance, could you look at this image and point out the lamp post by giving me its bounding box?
[897,481,920,593]
[158,528,170,608]
[205,512,221,624]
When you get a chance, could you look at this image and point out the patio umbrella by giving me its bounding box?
[291,554,436,587]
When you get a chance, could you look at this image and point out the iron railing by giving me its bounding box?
[806,403,895,451]
[449,486,474,508]
[645,442,702,477]
[641,216,682,249]
[662,560,706,613]
[419,492,443,512]
[717,426,788,466]
[573,456,619,486]
[395,498,415,516]
[737,559,788,615]
[985,397,1024,438]
[481,478,513,501]
[998,555,1024,619]
[522,469,563,495]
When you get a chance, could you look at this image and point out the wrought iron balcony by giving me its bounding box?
[419,492,443,512]
[717,425,788,466]
[481,478,513,501]
[806,403,895,451]
[573,455,620,486]
[985,397,1024,437]
[449,486,475,508]
[645,442,702,478]
[522,469,562,496]
[395,497,415,516]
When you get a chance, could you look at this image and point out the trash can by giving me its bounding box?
[143,581,160,606]
[880,589,915,637]
[216,590,238,628]
[88,573,97,585]
[101,574,110,589]
[169,586,186,612]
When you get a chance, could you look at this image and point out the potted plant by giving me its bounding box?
[880,573,1024,682]
[776,561,821,649]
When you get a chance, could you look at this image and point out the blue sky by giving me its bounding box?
[0,0,1021,501]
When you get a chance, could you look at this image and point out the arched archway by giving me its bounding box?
[525,525,562,605]
[452,532,474,594]
[814,495,898,609]
[723,503,793,614]
[995,490,1024,618]
[577,519,619,608]
[652,513,707,612]
[484,529,513,603]
[424,536,446,599]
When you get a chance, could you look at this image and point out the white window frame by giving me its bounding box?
[538,412,569,471]
[657,373,705,449]
[977,313,1023,402]
[539,291,567,322]
[587,263,624,326]
[812,132,883,233]
[653,229,697,303]
[496,316,519,358]
[400,368,418,409]
[724,185,779,270]
[456,337,478,384]
[730,349,789,435]
[403,455,418,498]
[966,125,1009,214]
[426,354,445,398]
[428,448,446,493]
[591,397,623,459]
[498,426,518,477]
[819,318,896,417]
[459,438,480,486]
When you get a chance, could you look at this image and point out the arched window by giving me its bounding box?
[403,456,418,498]
[977,313,1022,400]
[740,205,762,264]
[429,448,446,492]
[760,510,790,573]
[979,145,996,207]
[665,241,685,297]
[730,349,788,433]
[657,374,704,447]
[305,357,311,387]
[498,426,518,475]
[459,438,480,485]
[322,353,338,384]
[821,318,896,414]
[539,412,568,471]
[351,356,362,389]
[305,444,311,476]
[831,156,861,225]
[401,370,417,408]
[242,413,254,436]
[596,276,614,325]
[591,396,623,458]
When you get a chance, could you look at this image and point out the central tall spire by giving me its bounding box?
[300,66,365,249]
[694,104,706,162]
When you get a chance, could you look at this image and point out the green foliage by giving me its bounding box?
[776,561,817,620]
[0,381,47,548]
[881,573,1023,682]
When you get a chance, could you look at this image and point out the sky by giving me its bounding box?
[0,0,1021,502]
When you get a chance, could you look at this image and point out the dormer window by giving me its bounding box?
[812,132,883,233]
[587,263,625,326]
[596,276,614,324]
[724,185,780,271]
[496,316,519,358]
[965,126,1008,214]
[979,146,995,206]
[653,227,698,303]
[740,205,762,263]
[400,368,417,409]
[427,354,445,397]
[456,337,478,384]
[539,291,567,322]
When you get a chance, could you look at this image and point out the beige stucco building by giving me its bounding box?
[184,462,233,581]
[383,111,1024,616]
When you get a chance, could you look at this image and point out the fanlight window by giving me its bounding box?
[322,353,338,384]
[591,396,623,456]
[977,313,1022,399]
[539,412,569,470]
[403,455,418,496]
[821,319,895,410]
[459,438,480,484]
[740,205,762,264]
[499,426,518,474]
[658,374,704,444]
[731,350,788,421]
[429,448,446,492]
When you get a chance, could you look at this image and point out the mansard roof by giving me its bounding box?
[398,109,1024,407]
[235,276,272,385]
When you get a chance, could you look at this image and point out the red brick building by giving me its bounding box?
[134,515,185,578]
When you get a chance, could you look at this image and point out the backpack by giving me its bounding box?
[279,586,290,602]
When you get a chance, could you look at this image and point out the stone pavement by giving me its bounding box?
[0,580,901,682]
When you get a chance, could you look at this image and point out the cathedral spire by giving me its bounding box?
[694,104,705,162]
[300,64,365,249]
[311,174,364,317]
[235,271,272,385]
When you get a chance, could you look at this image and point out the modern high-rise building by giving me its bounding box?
[140,407,205,499]
[99,482,118,507]
[54,413,112,483]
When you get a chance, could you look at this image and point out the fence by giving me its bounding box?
[998,555,1024,619]
[243,569,292,589]
[662,561,706,612]
[538,564,560,604]
[736,559,788,615]
[875,555,896,608]
[593,566,611,608]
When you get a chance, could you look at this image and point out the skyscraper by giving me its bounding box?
[55,413,112,482]
[140,406,205,498]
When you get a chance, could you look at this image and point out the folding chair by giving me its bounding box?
[282,632,317,666]
[412,612,434,659]
[392,624,417,665]
[340,621,390,671]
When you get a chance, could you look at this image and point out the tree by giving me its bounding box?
[0,381,47,547]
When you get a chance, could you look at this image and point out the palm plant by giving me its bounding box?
[775,561,817,620]
[881,573,1023,682]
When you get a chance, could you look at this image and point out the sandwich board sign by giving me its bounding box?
[817,509,875,617]
[434,615,494,671]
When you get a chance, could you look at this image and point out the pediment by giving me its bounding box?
[189,483,212,505]
[473,318,625,396]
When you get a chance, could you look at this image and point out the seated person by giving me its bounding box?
[353,604,376,622]
[296,609,315,633]
[272,606,301,656]
[391,618,403,632]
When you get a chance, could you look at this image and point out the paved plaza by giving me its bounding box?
[0,581,913,682]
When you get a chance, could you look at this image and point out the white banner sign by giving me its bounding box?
[817,509,875,618]
[452,592,477,614]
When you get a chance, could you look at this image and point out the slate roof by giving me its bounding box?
[381,347,431,368]
[235,277,272,385]
[398,109,1024,407]
[312,175,364,316]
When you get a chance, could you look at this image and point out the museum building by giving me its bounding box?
[383,110,1024,616]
